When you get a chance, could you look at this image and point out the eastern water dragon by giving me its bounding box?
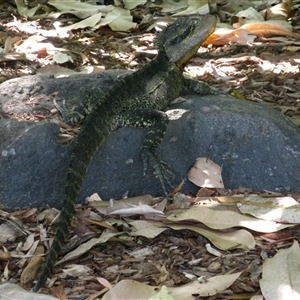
[33,14,217,291]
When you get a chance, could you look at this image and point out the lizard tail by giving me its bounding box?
[33,162,85,291]
[33,107,116,291]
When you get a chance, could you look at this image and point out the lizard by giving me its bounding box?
[33,14,217,292]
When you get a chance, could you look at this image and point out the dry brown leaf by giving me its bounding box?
[50,285,69,300]
[204,29,256,46]
[20,245,44,288]
[188,158,224,189]
[168,272,243,298]
[240,22,300,38]
[102,280,157,300]
[260,240,300,300]
[0,250,11,261]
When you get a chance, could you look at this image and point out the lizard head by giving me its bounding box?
[159,14,217,70]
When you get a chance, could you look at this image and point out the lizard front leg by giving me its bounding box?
[183,78,219,95]
[122,108,173,197]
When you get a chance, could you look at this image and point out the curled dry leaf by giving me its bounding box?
[0,249,11,261]
[97,276,112,289]
[239,22,300,38]
[20,245,44,288]
[205,28,256,46]
[107,204,164,217]
[188,158,224,189]
[260,241,300,300]
[237,196,300,223]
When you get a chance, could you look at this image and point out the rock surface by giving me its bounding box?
[0,70,130,119]
[1,73,300,209]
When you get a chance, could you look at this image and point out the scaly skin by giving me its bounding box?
[33,14,217,292]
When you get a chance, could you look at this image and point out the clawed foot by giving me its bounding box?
[184,78,228,96]
[53,99,86,124]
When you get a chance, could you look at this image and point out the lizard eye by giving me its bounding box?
[191,19,199,26]
[169,25,193,45]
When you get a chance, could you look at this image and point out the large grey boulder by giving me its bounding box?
[0,70,130,118]
[1,74,300,209]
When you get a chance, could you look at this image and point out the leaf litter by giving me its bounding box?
[0,155,300,299]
